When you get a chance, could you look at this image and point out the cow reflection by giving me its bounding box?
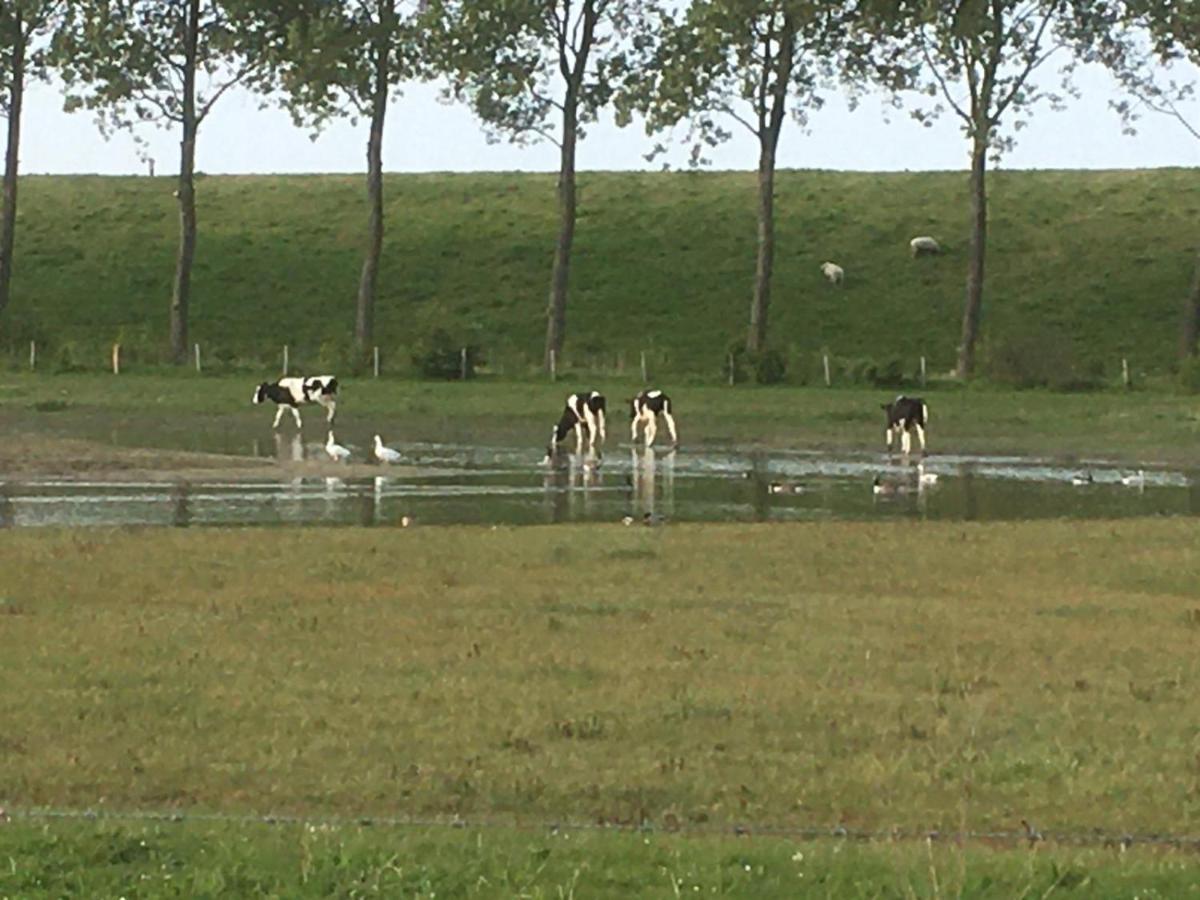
[542,448,602,523]
[630,447,675,519]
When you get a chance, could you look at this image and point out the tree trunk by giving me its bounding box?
[356,44,388,356]
[1180,246,1200,359]
[545,96,577,369]
[0,23,25,317]
[747,139,778,354]
[956,133,989,379]
[170,0,200,365]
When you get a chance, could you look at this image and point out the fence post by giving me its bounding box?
[112,343,121,375]
[822,353,831,388]
[728,352,735,387]
[282,344,289,376]
[194,342,201,373]
[373,346,380,378]
[29,340,36,371]
[549,349,557,382]
[920,355,927,387]
[1122,357,1131,389]
[460,347,468,381]
[640,350,648,384]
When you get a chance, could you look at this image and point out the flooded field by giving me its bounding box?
[1,439,1196,528]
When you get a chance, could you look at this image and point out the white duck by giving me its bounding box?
[325,431,351,463]
[917,463,939,487]
[1070,471,1094,486]
[374,434,402,464]
[1120,469,1146,487]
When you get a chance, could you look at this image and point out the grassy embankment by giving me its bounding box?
[2,169,1198,380]
[2,521,1199,893]
[3,373,1200,471]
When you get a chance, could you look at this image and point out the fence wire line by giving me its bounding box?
[5,807,1200,852]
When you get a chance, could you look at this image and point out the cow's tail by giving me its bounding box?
[922,402,930,425]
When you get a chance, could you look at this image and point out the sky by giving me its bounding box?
[18,60,1200,176]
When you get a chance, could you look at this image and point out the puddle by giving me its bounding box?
[1,444,1197,528]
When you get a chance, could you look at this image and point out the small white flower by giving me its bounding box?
[791,850,804,863]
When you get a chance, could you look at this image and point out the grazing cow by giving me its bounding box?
[546,390,607,458]
[820,261,845,286]
[629,388,678,448]
[253,375,338,429]
[881,394,929,454]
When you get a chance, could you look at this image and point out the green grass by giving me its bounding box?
[3,522,1199,835]
[2,170,1198,378]
[4,372,1200,463]
[3,819,1199,897]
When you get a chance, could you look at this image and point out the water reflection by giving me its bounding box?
[1,446,1196,529]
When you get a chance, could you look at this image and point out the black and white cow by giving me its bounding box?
[630,388,678,448]
[253,375,339,429]
[546,390,607,458]
[881,394,929,454]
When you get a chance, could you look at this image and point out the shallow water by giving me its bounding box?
[1,443,1196,528]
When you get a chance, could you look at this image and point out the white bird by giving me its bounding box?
[1070,471,1094,486]
[325,431,351,463]
[374,434,402,464]
[1120,469,1146,487]
[917,464,939,486]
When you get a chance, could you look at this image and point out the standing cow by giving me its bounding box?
[253,375,339,428]
[630,388,678,448]
[881,395,929,454]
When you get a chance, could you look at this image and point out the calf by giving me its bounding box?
[881,394,929,454]
[546,390,607,458]
[630,388,678,448]
[253,375,338,429]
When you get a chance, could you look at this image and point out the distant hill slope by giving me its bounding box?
[3,169,1196,377]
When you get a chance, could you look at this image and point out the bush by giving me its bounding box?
[412,328,481,380]
[1180,356,1200,394]
[725,344,787,385]
[54,340,86,373]
[982,333,1104,391]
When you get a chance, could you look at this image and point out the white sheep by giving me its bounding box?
[820,261,844,285]
[909,235,941,257]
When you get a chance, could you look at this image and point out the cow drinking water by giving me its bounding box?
[253,375,339,429]
[545,390,607,459]
[630,389,678,448]
[882,394,929,454]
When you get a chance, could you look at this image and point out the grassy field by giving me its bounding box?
[3,373,1200,472]
[2,169,1198,379]
[3,522,1199,833]
[3,819,1198,897]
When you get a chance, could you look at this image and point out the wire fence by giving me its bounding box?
[6,806,1200,852]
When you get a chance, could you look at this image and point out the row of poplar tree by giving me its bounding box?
[1,1,1197,376]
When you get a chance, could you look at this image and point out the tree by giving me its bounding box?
[427,0,656,369]
[622,0,906,354]
[55,1,270,363]
[258,1,427,357]
[0,1,63,318]
[905,0,1094,378]
[1093,0,1200,358]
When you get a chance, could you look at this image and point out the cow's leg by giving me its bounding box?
[663,411,678,445]
[272,406,285,429]
[574,422,586,453]
[594,408,606,446]
[323,398,336,424]
[915,423,927,452]
[885,426,893,451]
[645,416,658,448]
[901,427,912,455]
[631,414,641,444]
[290,406,302,429]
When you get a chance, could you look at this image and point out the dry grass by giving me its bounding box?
[2,521,1199,837]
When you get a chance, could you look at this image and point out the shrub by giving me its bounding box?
[981,332,1101,390]
[1180,356,1200,394]
[725,344,787,385]
[412,328,481,380]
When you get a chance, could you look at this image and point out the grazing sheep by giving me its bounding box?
[820,261,844,285]
[909,236,941,257]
